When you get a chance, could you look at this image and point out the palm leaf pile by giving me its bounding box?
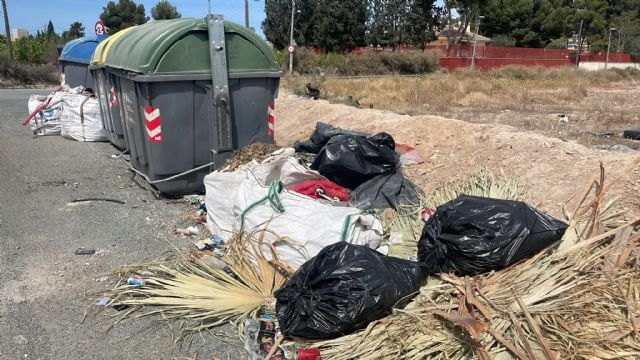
[105,230,290,340]
[294,161,640,359]
[103,160,640,359]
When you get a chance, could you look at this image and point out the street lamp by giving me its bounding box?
[289,0,295,74]
[605,27,616,70]
[471,15,485,69]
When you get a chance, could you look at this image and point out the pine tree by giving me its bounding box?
[99,0,149,34]
[406,0,440,49]
[151,0,181,20]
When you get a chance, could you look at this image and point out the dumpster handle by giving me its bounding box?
[119,156,214,185]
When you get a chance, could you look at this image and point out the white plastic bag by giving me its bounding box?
[60,94,107,142]
[27,93,63,136]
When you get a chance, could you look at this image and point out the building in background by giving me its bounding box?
[430,25,491,47]
[10,28,29,41]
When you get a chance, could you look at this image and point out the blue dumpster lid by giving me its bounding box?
[59,35,109,64]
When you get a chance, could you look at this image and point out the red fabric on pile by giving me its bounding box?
[289,180,350,201]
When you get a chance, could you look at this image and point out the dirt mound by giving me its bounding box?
[275,91,640,219]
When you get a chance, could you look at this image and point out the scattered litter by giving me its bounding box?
[376,245,389,255]
[176,226,200,236]
[194,235,224,251]
[596,144,637,152]
[421,208,435,221]
[589,131,615,138]
[297,348,321,360]
[213,248,225,257]
[184,195,204,205]
[190,252,228,271]
[244,319,287,360]
[418,195,568,276]
[127,276,145,286]
[276,242,426,339]
[95,296,110,306]
[388,232,403,245]
[74,248,96,256]
[396,143,425,165]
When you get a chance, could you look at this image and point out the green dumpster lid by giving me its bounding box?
[104,18,279,75]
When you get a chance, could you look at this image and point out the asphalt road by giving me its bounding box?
[0,89,243,360]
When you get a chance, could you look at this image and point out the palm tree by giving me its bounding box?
[1,0,12,61]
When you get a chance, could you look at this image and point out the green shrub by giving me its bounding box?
[491,35,517,48]
[0,55,59,85]
[290,48,439,76]
[546,37,568,49]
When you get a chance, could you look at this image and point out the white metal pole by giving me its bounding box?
[606,28,614,70]
[288,0,295,75]
[471,16,483,69]
[575,19,583,67]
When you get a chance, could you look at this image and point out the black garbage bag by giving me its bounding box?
[294,122,368,154]
[310,132,399,189]
[276,242,427,339]
[351,166,421,210]
[418,195,568,276]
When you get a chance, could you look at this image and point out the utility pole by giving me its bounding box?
[244,0,249,28]
[575,19,583,67]
[471,15,484,69]
[606,27,616,70]
[1,0,13,61]
[288,0,295,74]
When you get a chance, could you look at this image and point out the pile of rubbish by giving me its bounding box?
[100,123,640,359]
[25,85,107,142]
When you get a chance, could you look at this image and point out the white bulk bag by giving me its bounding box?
[205,153,325,239]
[27,93,63,136]
[204,152,383,269]
[234,172,383,269]
[60,94,107,142]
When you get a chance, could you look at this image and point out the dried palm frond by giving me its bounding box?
[104,230,290,341]
[385,169,524,260]
[294,161,640,360]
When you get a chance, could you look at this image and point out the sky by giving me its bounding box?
[1,0,267,38]
[1,0,446,40]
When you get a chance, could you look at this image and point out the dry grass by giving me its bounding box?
[294,160,640,360]
[283,66,638,114]
[103,231,291,341]
[282,66,640,149]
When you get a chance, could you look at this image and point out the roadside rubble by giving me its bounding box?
[97,122,640,360]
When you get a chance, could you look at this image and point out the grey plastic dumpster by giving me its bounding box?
[103,17,281,195]
[59,35,108,89]
[89,28,137,150]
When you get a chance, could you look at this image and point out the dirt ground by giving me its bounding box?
[434,86,640,151]
[274,90,640,221]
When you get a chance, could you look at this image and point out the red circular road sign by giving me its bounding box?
[95,21,106,35]
[288,45,295,53]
